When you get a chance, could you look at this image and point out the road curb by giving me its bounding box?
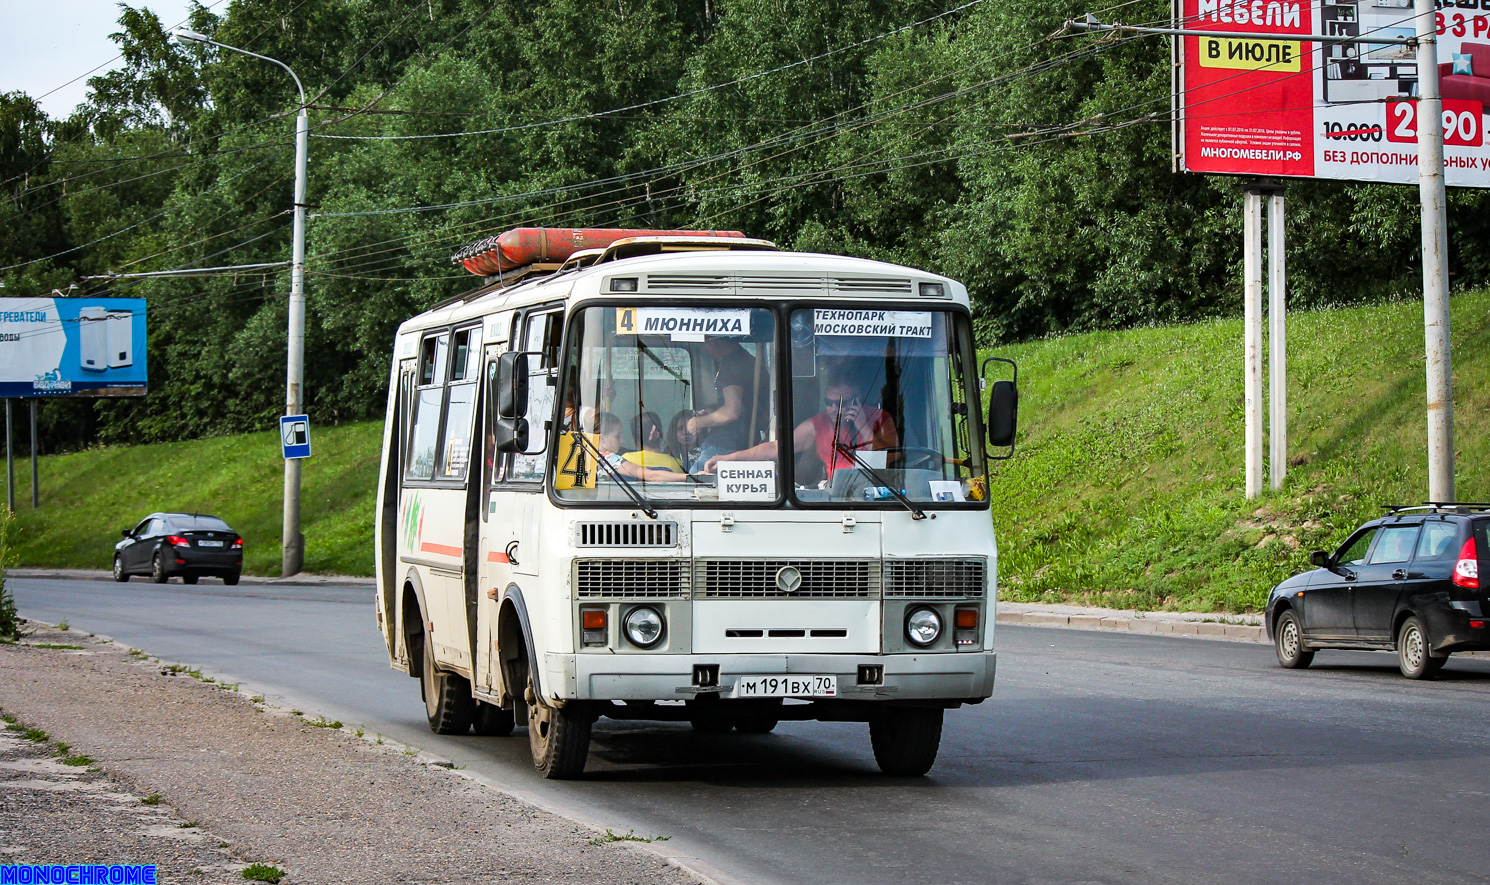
[996,609,1267,643]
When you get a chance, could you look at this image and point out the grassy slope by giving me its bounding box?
[10,421,382,576]
[986,289,1490,612]
[10,290,1490,602]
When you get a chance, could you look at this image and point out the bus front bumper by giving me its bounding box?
[547,651,996,703]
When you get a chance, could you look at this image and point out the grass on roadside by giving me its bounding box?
[983,288,1490,612]
[7,420,380,576]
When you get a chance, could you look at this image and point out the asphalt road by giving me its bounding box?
[13,576,1490,885]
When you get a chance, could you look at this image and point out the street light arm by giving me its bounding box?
[173,30,305,108]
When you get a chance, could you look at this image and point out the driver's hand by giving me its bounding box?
[686,415,701,435]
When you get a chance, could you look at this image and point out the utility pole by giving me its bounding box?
[1414,0,1454,503]
[175,30,309,573]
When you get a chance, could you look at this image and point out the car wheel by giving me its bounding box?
[526,662,591,779]
[421,630,474,734]
[223,572,240,586]
[113,555,129,583]
[182,574,198,585]
[869,707,943,776]
[1397,616,1445,679]
[151,553,168,584]
[472,701,515,736]
[1274,610,1314,669]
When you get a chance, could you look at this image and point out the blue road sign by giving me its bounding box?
[281,414,311,459]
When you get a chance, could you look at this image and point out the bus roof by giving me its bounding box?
[396,247,966,339]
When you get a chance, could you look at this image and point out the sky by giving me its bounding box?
[0,0,202,120]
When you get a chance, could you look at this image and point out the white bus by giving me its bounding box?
[375,228,1018,778]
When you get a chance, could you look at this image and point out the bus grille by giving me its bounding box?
[574,559,689,598]
[693,559,879,599]
[883,559,987,598]
[575,521,677,548]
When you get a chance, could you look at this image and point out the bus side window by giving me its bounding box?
[436,327,481,480]
[406,332,448,482]
[506,310,560,484]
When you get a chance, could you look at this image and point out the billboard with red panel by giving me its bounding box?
[1176,0,1490,187]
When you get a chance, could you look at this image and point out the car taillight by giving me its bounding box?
[231,538,243,549]
[1453,537,1479,589]
[166,535,190,547]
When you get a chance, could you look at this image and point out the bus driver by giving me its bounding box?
[703,373,898,480]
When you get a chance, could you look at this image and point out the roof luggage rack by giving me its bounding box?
[1383,502,1490,514]
[450,227,764,281]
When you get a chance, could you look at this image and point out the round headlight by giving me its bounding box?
[906,607,943,648]
[623,606,665,648]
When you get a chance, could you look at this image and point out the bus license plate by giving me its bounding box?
[732,675,836,698]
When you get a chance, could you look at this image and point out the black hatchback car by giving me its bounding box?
[1266,504,1490,679]
[113,512,243,585]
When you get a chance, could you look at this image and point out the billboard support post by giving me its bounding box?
[1244,189,1265,499]
[1269,188,1287,492]
[29,400,37,508]
[1415,0,1454,504]
[5,400,13,513]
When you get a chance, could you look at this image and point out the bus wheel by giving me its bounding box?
[869,707,943,776]
[473,701,515,736]
[421,632,474,735]
[525,667,590,779]
[734,699,782,734]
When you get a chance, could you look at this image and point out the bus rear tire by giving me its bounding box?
[526,667,590,779]
[421,632,474,735]
[869,707,943,776]
[473,701,515,736]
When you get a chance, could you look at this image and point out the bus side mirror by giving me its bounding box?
[492,417,530,454]
[495,351,528,419]
[980,356,1018,459]
[988,380,1018,449]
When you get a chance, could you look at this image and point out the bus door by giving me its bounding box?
[477,335,511,694]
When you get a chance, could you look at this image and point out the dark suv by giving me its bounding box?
[113,512,243,585]
[1266,504,1490,679]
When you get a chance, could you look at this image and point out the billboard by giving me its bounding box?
[0,298,147,398]
[1176,0,1490,186]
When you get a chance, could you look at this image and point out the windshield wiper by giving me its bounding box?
[833,439,927,520]
[568,431,659,519]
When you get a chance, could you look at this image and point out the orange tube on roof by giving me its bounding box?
[454,228,745,276]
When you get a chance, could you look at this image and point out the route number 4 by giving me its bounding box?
[1386,99,1485,147]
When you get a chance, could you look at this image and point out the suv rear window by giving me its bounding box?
[1416,521,1459,560]
[169,516,232,532]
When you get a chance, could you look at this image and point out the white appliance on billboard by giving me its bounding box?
[79,306,108,372]
[106,309,133,368]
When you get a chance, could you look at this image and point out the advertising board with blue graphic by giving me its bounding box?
[0,297,148,398]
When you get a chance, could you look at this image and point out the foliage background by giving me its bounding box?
[4,0,1488,453]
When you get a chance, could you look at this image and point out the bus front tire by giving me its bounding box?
[526,669,590,779]
[869,707,943,776]
[421,633,474,735]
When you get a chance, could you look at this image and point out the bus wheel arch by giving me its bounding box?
[497,587,538,709]
[400,571,428,679]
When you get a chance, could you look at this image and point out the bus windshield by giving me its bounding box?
[716,307,986,507]
[552,305,780,504]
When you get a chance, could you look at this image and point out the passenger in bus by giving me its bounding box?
[687,336,767,469]
[623,411,686,473]
[593,412,688,482]
[703,374,898,479]
[666,410,700,472]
